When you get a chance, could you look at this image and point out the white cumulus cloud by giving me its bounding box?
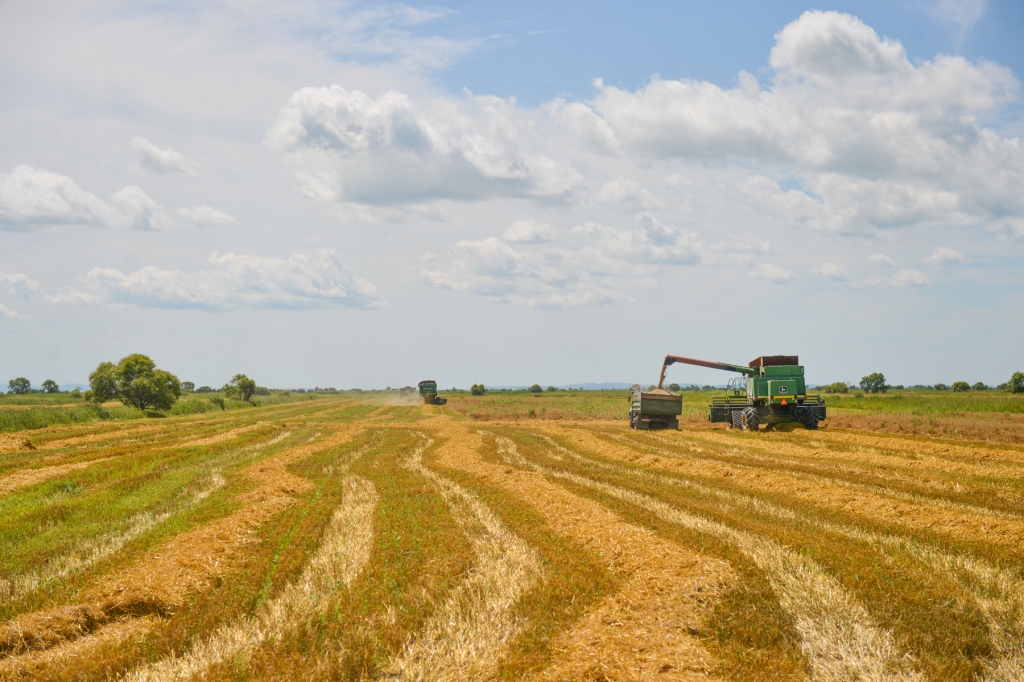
[132,137,203,175]
[868,253,897,266]
[266,86,581,218]
[178,205,238,227]
[0,165,182,231]
[0,302,29,320]
[922,246,966,265]
[503,219,555,243]
[750,263,796,283]
[0,271,42,299]
[53,249,384,311]
[813,262,848,280]
[0,165,120,230]
[891,269,931,286]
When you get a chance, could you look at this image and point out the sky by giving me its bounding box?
[1,0,1022,390]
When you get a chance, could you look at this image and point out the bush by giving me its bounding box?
[196,386,213,393]
[208,396,225,410]
[546,386,557,392]
[668,383,680,392]
[951,381,970,393]
[529,384,543,393]
[934,383,949,391]
[470,383,486,396]
[972,382,988,391]
[169,398,223,416]
[823,382,849,394]
[1009,372,1024,394]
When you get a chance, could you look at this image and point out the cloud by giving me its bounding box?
[53,249,385,311]
[922,246,966,265]
[423,213,772,308]
[813,262,847,280]
[503,219,555,243]
[749,263,796,283]
[111,186,177,231]
[132,137,203,175]
[266,86,581,218]
[594,178,660,210]
[178,205,238,227]
[0,165,181,231]
[548,11,1022,234]
[0,302,29,321]
[868,253,897,266]
[0,165,120,230]
[933,0,987,36]
[574,214,701,266]
[0,272,42,299]
[891,269,931,286]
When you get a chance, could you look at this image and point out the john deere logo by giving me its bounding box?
[779,386,789,393]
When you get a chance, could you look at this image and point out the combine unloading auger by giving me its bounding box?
[631,354,826,432]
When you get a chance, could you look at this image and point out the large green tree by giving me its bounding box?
[223,374,257,402]
[1010,372,1024,394]
[7,377,31,394]
[41,379,60,394]
[860,373,888,394]
[88,354,181,411]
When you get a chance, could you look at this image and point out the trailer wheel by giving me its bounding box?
[741,407,759,432]
[800,409,819,430]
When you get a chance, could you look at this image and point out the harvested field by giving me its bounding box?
[1,392,1022,681]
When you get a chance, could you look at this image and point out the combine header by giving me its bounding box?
[656,354,825,431]
[417,380,447,406]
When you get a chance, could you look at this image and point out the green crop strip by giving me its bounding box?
[424,434,618,679]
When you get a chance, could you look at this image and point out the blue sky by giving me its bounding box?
[0,0,1022,390]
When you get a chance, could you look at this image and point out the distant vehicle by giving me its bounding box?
[417,380,447,405]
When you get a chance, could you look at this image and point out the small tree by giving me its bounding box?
[470,383,486,396]
[823,382,849,394]
[529,384,543,393]
[181,381,195,392]
[224,374,257,401]
[88,354,181,411]
[951,381,970,393]
[934,383,949,391]
[860,373,888,394]
[668,383,681,392]
[546,386,557,392]
[7,377,31,394]
[41,379,60,394]
[972,382,987,391]
[1009,372,1024,394]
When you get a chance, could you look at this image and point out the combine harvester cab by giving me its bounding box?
[417,380,447,405]
[657,354,826,432]
[629,388,682,430]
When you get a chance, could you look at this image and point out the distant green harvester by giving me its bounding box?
[417,380,447,406]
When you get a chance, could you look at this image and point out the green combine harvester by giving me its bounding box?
[417,380,447,406]
[630,354,826,432]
